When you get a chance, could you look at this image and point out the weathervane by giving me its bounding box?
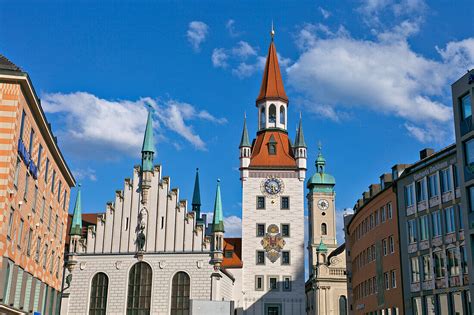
[271,20,275,40]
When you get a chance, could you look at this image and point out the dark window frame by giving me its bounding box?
[256,250,265,265]
[256,196,265,210]
[281,196,290,210]
[281,224,290,237]
[256,224,265,237]
[170,271,190,315]
[127,262,152,314]
[89,272,109,315]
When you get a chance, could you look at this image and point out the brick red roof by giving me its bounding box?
[249,131,296,168]
[222,238,243,268]
[256,40,288,104]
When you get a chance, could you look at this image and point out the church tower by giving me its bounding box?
[240,29,306,315]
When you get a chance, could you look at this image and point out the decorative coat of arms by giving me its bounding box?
[261,224,286,263]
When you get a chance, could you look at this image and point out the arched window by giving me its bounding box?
[171,272,190,315]
[89,272,108,315]
[321,223,327,235]
[321,254,326,263]
[127,262,152,314]
[260,106,266,129]
[280,106,285,125]
[269,104,276,125]
[339,295,347,315]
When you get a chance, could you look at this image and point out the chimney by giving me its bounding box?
[420,148,435,160]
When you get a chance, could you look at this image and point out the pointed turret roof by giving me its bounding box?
[142,109,155,153]
[239,116,251,148]
[212,179,224,233]
[316,238,328,253]
[192,168,201,206]
[256,37,288,104]
[70,185,83,236]
[294,116,306,148]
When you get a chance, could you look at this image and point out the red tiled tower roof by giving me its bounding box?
[256,40,288,104]
[249,131,296,168]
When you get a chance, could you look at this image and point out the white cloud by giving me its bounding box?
[287,22,474,143]
[42,92,226,157]
[319,7,331,19]
[73,167,97,182]
[204,212,242,237]
[211,48,228,68]
[232,62,257,79]
[226,19,242,37]
[187,21,209,52]
[232,41,257,59]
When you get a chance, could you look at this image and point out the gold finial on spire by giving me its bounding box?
[318,140,322,151]
[271,20,275,40]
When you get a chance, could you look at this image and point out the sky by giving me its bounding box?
[1,0,473,243]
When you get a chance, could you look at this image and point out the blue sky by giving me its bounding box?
[1,0,473,241]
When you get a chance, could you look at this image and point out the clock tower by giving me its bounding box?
[240,30,306,315]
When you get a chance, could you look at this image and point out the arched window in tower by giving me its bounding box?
[269,104,277,126]
[171,272,190,315]
[280,106,285,126]
[321,223,327,235]
[339,296,347,315]
[127,262,152,314]
[89,272,108,315]
[321,253,326,263]
[260,106,266,129]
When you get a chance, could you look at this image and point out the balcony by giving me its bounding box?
[432,236,443,247]
[422,280,434,290]
[408,243,418,254]
[419,240,430,250]
[410,282,420,292]
[429,196,440,208]
[449,276,461,287]
[442,191,453,203]
[417,200,428,212]
[406,205,416,216]
[435,278,448,289]
[445,233,456,244]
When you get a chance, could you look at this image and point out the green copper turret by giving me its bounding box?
[141,109,156,172]
[70,185,83,236]
[212,179,224,233]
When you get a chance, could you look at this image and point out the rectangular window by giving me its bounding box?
[422,254,432,280]
[420,215,429,241]
[269,277,278,290]
[445,207,455,233]
[24,172,29,200]
[14,158,21,188]
[433,251,445,278]
[256,196,265,209]
[370,214,374,229]
[381,206,386,222]
[54,215,58,236]
[37,144,42,170]
[282,251,290,265]
[461,93,472,120]
[60,223,64,243]
[282,276,291,291]
[43,244,48,268]
[7,208,14,240]
[411,257,420,283]
[457,205,463,230]
[426,295,436,315]
[428,173,439,198]
[35,237,41,262]
[384,272,389,290]
[453,164,459,188]
[389,236,394,253]
[40,197,45,222]
[461,246,468,274]
[281,196,289,209]
[391,270,396,288]
[469,186,474,213]
[44,158,49,183]
[17,219,24,248]
[432,211,442,236]
[441,168,452,193]
[416,179,427,202]
[63,191,67,210]
[256,251,265,265]
[32,186,38,212]
[50,250,55,273]
[224,250,233,258]
[28,128,35,154]
[405,184,415,206]
[375,209,379,225]
[51,170,56,193]
[407,219,418,243]
[58,181,62,202]
[19,110,26,139]
[255,275,264,291]
[48,206,53,230]
[447,248,459,276]
[26,228,32,256]
[387,202,392,219]
[413,297,422,315]
[382,239,387,256]
[257,224,265,237]
[281,224,290,237]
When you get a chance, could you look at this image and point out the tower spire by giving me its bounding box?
[141,107,156,172]
[192,168,202,222]
[212,179,224,233]
[294,115,306,148]
[239,115,251,148]
[316,142,326,173]
[70,184,83,236]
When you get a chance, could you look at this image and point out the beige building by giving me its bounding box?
[0,55,75,314]
[305,147,347,315]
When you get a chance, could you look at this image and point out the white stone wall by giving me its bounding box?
[242,171,305,314]
[65,253,234,315]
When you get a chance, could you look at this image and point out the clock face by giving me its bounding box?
[261,177,284,198]
[318,199,329,210]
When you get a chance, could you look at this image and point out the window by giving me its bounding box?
[447,248,459,276]
[224,250,232,258]
[14,158,20,188]
[269,277,278,290]
[19,110,26,139]
[58,181,62,202]
[407,219,418,243]
[432,211,442,236]
[339,296,347,315]
[319,223,327,237]
[127,262,152,314]
[24,172,29,200]
[453,164,459,188]
[387,202,392,219]
[37,144,42,170]
[281,224,290,237]
[440,168,452,193]
[43,244,48,269]
[461,93,472,120]
[17,219,24,249]
[283,276,291,291]
[411,257,420,283]
[54,215,58,236]
[389,236,394,253]
[26,228,32,256]
[257,196,265,209]
[50,250,54,273]
[470,186,474,212]
[36,237,41,262]
[422,254,432,280]
[281,196,289,209]
[257,224,265,237]
[7,208,14,240]
[374,209,379,225]
[445,207,455,233]
[413,297,422,315]
[461,245,468,274]
[416,179,427,202]
[255,275,264,291]
[405,184,415,206]
[433,251,445,278]
[452,292,463,315]
[420,215,429,241]
[48,206,53,229]
[51,170,56,193]
[391,270,396,288]
[384,272,389,290]
[466,139,474,166]
[428,174,439,198]
[32,186,38,212]
[170,272,190,315]
[282,251,290,265]
[382,239,387,256]
[426,295,436,315]
[40,197,45,222]
[381,206,386,222]
[457,205,463,230]
[370,214,374,229]
[63,191,68,210]
[279,106,285,126]
[269,104,276,124]
[28,128,35,154]
[44,158,49,183]
[89,272,109,315]
[256,251,265,265]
